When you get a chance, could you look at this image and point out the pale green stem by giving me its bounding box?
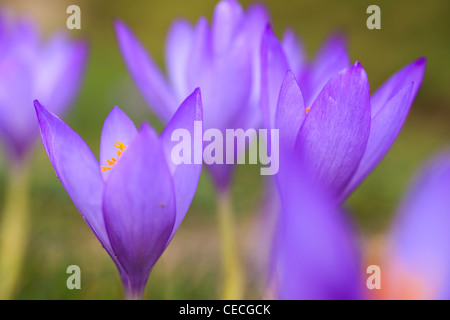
[0,164,30,299]
[217,190,244,299]
[122,276,145,300]
[124,289,144,301]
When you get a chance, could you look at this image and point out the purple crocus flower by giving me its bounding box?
[266,27,426,200]
[0,12,87,162]
[114,0,269,190]
[34,88,203,299]
[381,153,450,299]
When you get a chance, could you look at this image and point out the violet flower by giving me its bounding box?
[257,30,425,294]
[34,89,203,299]
[0,11,87,300]
[266,26,426,200]
[0,12,87,162]
[114,0,269,190]
[382,153,450,299]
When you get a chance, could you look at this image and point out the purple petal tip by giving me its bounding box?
[264,23,274,35]
[350,61,368,80]
[34,99,44,114]
[114,19,124,28]
[139,122,158,139]
[328,32,347,46]
[114,19,130,36]
[415,57,427,69]
[248,2,269,14]
[193,87,201,96]
[352,61,362,68]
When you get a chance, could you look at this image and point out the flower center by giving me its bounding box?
[306,107,310,114]
[101,142,128,172]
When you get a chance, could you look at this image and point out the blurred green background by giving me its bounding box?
[0,0,449,299]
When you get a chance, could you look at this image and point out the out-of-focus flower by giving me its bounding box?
[274,152,450,300]
[0,12,87,161]
[34,89,203,299]
[273,155,362,299]
[381,153,450,299]
[266,27,426,201]
[115,0,269,190]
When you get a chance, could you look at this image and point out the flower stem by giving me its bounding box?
[0,164,30,299]
[120,272,146,300]
[124,288,144,301]
[217,190,244,299]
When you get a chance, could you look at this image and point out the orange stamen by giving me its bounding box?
[101,142,128,172]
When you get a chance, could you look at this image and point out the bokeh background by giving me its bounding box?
[0,0,449,299]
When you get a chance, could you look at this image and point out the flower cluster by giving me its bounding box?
[0,0,438,300]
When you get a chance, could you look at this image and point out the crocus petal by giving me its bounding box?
[228,4,268,131]
[0,56,34,160]
[211,0,244,54]
[303,33,349,107]
[341,59,426,199]
[261,25,289,129]
[187,17,211,90]
[165,19,193,102]
[282,29,305,78]
[341,83,413,200]
[103,123,176,295]
[295,62,371,195]
[160,88,203,244]
[241,3,270,118]
[275,70,305,152]
[10,15,40,50]
[244,3,270,46]
[385,153,450,299]
[371,58,426,117]
[207,164,235,193]
[100,106,138,180]
[189,18,252,132]
[34,100,113,255]
[0,17,38,159]
[34,35,88,116]
[0,14,87,162]
[186,13,253,190]
[115,20,177,123]
[275,158,361,300]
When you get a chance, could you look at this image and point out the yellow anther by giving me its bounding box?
[114,142,127,151]
[306,107,310,114]
[101,142,128,172]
